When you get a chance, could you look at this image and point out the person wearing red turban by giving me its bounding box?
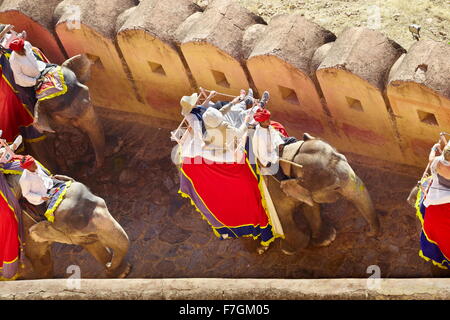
[9,38,25,52]
[253,108,271,125]
[19,155,37,170]
[9,37,46,91]
[252,108,298,180]
[19,155,53,206]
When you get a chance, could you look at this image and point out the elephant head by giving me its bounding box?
[35,54,105,168]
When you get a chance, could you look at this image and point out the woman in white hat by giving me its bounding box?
[179,93,205,159]
[202,95,252,163]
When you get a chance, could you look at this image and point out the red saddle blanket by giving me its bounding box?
[0,63,34,143]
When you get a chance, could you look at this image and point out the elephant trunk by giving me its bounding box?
[77,104,105,168]
[407,185,419,208]
[341,171,381,237]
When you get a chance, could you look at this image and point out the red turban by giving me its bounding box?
[20,155,36,170]
[9,38,25,52]
[254,108,271,122]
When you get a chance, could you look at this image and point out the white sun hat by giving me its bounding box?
[202,108,223,128]
[180,93,199,116]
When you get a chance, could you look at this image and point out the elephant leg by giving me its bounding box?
[94,210,131,278]
[82,241,113,272]
[21,213,53,279]
[278,207,310,255]
[301,203,336,247]
[23,239,53,279]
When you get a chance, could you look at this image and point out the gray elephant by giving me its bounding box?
[5,173,131,279]
[0,24,105,169]
[267,135,380,254]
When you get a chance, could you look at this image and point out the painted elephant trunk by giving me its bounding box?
[77,104,105,168]
[341,171,381,237]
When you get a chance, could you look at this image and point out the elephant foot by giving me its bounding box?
[310,226,336,247]
[366,220,381,238]
[280,240,297,256]
[367,227,380,238]
[106,262,132,279]
[256,245,270,255]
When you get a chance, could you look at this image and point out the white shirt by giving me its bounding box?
[9,41,46,87]
[19,166,53,205]
[423,156,450,207]
[252,124,285,173]
[181,113,205,158]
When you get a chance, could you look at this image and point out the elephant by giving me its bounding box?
[5,173,131,279]
[267,134,381,254]
[0,24,105,169]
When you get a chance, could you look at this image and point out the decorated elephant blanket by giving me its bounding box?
[179,153,282,246]
[416,177,450,269]
[35,65,68,102]
[44,180,72,223]
[0,160,26,280]
[0,53,45,144]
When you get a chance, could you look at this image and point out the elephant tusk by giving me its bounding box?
[279,159,303,168]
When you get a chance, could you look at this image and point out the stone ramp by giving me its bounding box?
[1,279,450,300]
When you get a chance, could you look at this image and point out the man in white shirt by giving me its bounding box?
[9,38,46,110]
[9,38,46,88]
[19,155,53,206]
[252,108,285,177]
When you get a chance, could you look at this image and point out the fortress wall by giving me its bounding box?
[387,40,450,167]
[175,0,265,98]
[0,0,65,63]
[316,27,406,163]
[2,1,450,280]
[246,14,336,139]
[116,0,200,121]
[53,0,145,114]
[0,1,448,168]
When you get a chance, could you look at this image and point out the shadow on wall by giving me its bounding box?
[1,0,449,168]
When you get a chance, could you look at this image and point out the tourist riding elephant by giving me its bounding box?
[5,173,131,279]
[267,135,381,254]
[0,24,105,169]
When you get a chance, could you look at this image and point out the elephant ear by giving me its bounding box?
[280,179,314,207]
[62,54,92,84]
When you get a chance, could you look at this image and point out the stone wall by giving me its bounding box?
[1,0,448,167]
